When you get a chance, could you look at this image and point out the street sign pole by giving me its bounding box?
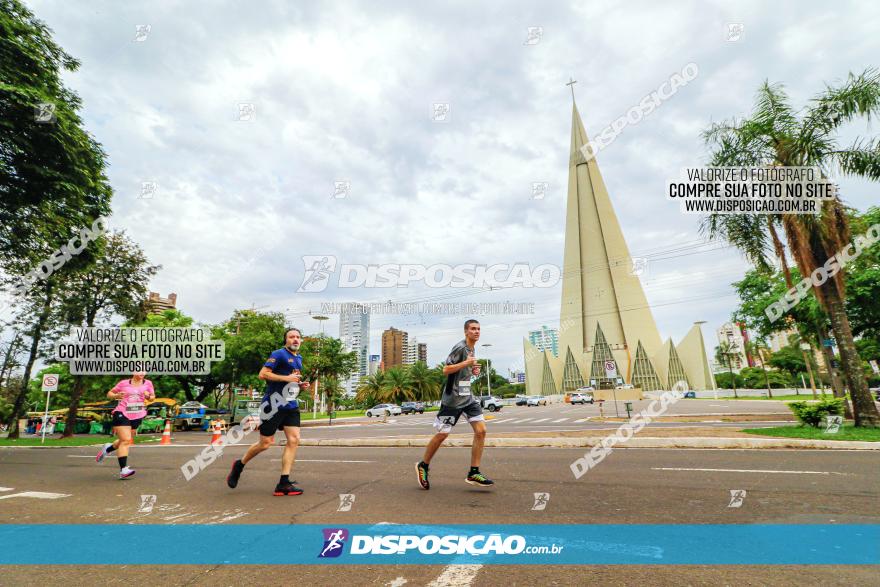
[40,374,59,444]
[41,389,51,444]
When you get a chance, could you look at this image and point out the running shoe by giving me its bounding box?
[273,481,303,496]
[465,471,494,487]
[119,466,136,479]
[227,459,244,489]
[415,462,430,490]
[95,443,113,463]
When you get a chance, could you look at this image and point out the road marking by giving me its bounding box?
[268,459,375,463]
[652,467,846,475]
[510,418,533,423]
[0,487,14,492]
[68,455,99,458]
[574,418,591,423]
[0,491,71,500]
[489,419,512,424]
[552,418,569,423]
[206,512,250,524]
[532,418,551,423]
[427,564,483,587]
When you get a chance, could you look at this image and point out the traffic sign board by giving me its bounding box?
[604,360,617,378]
[42,374,59,392]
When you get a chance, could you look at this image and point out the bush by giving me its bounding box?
[788,398,845,427]
[714,371,745,389]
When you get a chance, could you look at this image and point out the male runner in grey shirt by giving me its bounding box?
[415,319,494,489]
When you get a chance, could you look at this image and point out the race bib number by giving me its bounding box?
[282,383,300,402]
[457,379,471,396]
[125,403,144,413]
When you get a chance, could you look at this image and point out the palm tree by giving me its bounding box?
[408,361,442,402]
[355,372,386,407]
[381,366,414,404]
[701,69,880,426]
[747,339,773,398]
[321,376,344,415]
[715,341,740,397]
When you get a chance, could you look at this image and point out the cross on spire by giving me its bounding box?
[566,77,577,102]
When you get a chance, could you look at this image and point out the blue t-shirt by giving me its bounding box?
[261,348,303,410]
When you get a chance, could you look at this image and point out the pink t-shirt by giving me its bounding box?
[111,379,154,420]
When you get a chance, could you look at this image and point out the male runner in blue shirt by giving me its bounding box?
[226,328,311,495]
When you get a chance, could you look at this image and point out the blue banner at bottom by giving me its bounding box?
[0,524,877,565]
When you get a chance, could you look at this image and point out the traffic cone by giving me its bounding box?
[210,420,222,445]
[160,419,172,445]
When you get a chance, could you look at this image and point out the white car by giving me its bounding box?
[570,392,594,405]
[615,384,635,390]
[366,404,402,417]
[526,396,547,407]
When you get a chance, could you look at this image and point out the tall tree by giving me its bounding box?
[57,231,159,436]
[0,0,112,262]
[714,341,739,397]
[702,70,880,426]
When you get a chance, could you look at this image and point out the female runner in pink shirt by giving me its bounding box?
[95,371,155,479]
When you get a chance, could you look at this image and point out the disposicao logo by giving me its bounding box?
[318,528,349,558]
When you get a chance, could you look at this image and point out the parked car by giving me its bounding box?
[175,401,207,431]
[231,398,262,425]
[366,404,402,417]
[526,396,547,407]
[682,391,696,398]
[569,392,594,405]
[476,395,503,412]
[400,401,425,415]
[515,395,529,406]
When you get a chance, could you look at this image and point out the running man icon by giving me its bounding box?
[319,528,349,558]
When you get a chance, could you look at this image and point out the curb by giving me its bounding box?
[298,436,880,450]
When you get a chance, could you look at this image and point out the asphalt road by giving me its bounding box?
[295,401,791,440]
[1,441,877,585]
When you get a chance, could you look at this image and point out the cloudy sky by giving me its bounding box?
[24,0,880,374]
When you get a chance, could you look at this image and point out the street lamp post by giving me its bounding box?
[312,315,329,419]
[481,343,492,396]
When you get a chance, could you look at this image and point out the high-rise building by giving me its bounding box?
[339,303,370,394]
[528,326,559,358]
[715,322,749,372]
[524,100,715,393]
[402,337,428,365]
[382,327,408,370]
[368,354,381,375]
[144,292,177,315]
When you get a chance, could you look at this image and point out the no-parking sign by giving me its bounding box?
[603,360,617,378]
[42,374,59,392]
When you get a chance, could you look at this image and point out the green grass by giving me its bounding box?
[301,406,441,420]
[0,435,161,447]
[696,394,842,401]
[742,424,880,442]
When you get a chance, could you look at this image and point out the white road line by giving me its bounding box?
[573,418,591,423]
[67,455,98,458]
[652,467,846,475]
[0,491,71,500]
[531,418,551,423]
[552,418,569,423]
[510,418,533,423]
[206,512,250,524]
[489,419,513,424]
[427,564,483,587]
[268,459,375,463]
[0,487,14,492]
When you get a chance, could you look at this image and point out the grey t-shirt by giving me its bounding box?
[442,339,477,409]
